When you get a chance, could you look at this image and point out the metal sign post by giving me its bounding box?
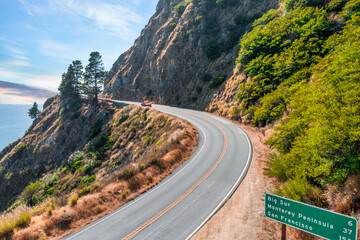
[281,223,286,240]
[265,192,358,240]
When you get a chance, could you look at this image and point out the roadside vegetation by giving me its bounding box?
[232,0,360,213]
[0,101,197,239]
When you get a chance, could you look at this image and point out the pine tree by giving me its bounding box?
[83,52,106,102]
[72,60,83,95]
[58,61,83,100]
[28,102,41,119]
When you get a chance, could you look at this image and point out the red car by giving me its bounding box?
[141,102,152,107]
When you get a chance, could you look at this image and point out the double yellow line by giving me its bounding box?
[122,113,228,240]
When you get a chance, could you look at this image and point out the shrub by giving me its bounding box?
[140,163,146,170]
[88,119,103,140]
[93,205,106,214]
[169,22,177,30]
[195,15,202,22]
[20,181,43,206]
[327,0,348,12]
[340,0,360,19]
[4,172,12,180]
[253,9,281,27]
[52,211,75,230]
[284,0,324,11]
[69,194,78,206]
[216,0,238,7]
[279,177,309,202]
[78,187,91,197]
[230,107,240,119]
[0,207,32,239]
[174,0,192,15]
[200,73,212,82]
[119,166,137,180]
[209,75,226,88]
[81,175,96,187]
[204,38,221,60]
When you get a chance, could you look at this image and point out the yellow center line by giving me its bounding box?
[122,110,228,240]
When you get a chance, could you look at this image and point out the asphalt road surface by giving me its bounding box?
[63,100,252,240]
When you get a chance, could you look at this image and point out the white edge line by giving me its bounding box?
[185,120,253,240]
[64,104,207,240]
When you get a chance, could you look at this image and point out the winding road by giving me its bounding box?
[63,100,252,240]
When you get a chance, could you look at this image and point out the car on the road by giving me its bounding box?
[141,102,152,107]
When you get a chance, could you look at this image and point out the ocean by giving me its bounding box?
[0,104,36,152]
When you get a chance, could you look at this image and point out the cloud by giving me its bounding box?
[9,60,32,67]
[19,0,144,38]
[0,69,19,79]
[38,40,74,60]
[0,80,56,104]
[14,55,29,61]
[0,68,61,91]
[26,74,61,91]
[3,45,25,55]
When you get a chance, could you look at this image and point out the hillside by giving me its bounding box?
[0,97,197,239]
[1,0,360,239]
[104,0,360,238]
[104,0,279,109]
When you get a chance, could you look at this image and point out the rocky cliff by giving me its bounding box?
[104,0,279,109]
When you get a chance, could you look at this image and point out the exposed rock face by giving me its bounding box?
[105,0,279,109]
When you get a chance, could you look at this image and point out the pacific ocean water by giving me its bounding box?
[0,104,36,152]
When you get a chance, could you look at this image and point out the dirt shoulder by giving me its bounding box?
[191,122,280,240]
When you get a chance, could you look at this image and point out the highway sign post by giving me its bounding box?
[265,192,358,240]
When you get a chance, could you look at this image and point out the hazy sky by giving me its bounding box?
[0,0,158,104]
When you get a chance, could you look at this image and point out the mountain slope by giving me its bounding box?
[104,0,279,109]
[0,97,197,239]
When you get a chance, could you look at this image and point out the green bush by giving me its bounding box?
[81,175,96,186]
[174,0,192,15]
[20,181,43,206]
[209,75,226,88]
[284,0,324,11]
[200,73,212,82]
[71,160,84,172]
[326,0,349,12]
[340,0,360,19]
[236,6,331,110]
[78,186,91,197]
[204,38,221,60]
[253,9,281,27]
[216,0,238,7]
[169,22,177,30]
[195,15,203,22]
[277,176,309,201]
[88,119,103,140]
[69,194,78,206]
[230,107,240,119]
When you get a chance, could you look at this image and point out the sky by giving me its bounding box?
[0,0,158,104]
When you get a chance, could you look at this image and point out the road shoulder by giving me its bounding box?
[191,123,278,240]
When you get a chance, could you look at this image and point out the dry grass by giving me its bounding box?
[68,194,78,207]
[0,206,32,239]
[14,229,40,240]
[1,107,198,240]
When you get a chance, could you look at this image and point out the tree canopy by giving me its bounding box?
[83,52,107,102]
[28,102,41,119]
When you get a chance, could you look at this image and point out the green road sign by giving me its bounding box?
[265,192,358,240]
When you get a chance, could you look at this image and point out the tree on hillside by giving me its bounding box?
[83,52,106,102]
[58,60,83,100]
[28,102,41,119]
[72,60,83,95]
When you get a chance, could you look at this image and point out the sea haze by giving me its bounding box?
[0,104,37,151]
